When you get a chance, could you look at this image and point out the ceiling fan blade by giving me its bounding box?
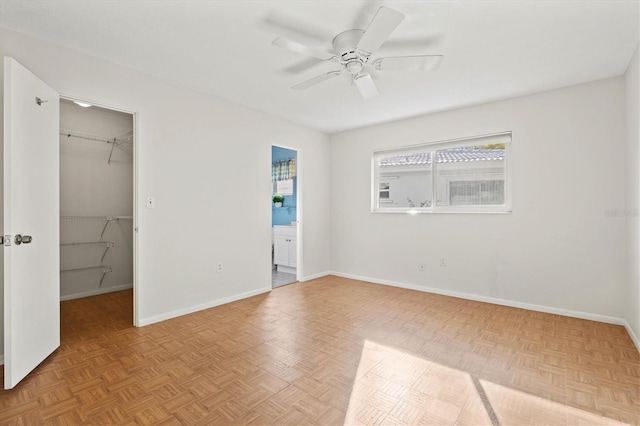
[374,55,444,71]
[353,73,380,99]
[356,7,404,55]
[273,37,339,62]
[293,71,342,90]
[283,57,324,74]
[263,11,334,43]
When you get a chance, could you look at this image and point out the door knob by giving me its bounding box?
[14,234,32,245]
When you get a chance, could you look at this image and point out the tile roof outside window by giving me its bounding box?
[380,148,505,166]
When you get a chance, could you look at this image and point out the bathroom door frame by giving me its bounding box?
[60,94,140,326]
[271,144,302,282]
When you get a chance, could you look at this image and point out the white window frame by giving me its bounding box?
[371,132,512,214]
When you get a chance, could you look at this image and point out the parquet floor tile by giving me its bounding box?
[0,276,638,425]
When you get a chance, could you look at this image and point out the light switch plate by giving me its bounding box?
[146,196,155,209]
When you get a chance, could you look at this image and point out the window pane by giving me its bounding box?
[378,152,432,208]
[450,181,480,205]
[480,180,505,205]
[435,145,506,207]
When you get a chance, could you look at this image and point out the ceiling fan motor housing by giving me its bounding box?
[333,29,365,62]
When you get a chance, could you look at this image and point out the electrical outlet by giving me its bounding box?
[440,258,446,267]
[216,262,223,273]
[419,264,425,272]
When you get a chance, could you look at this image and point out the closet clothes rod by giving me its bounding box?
[60,128,133,145]
[61,215,110,220]
[60,241,115,247]
[60,215,133,220]
[60,128,133,164]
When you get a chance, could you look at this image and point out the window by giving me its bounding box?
[379,182,391,202]
[449,180,504,205]
[372,132,511,213]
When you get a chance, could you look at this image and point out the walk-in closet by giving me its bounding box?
[59,99,134,302]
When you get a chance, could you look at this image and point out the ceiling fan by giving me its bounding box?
[272,6,444,99]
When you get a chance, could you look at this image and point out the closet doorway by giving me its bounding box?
[272,145,299,288]
[59,98,135,319]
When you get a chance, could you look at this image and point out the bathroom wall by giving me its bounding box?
[272,146,297,226]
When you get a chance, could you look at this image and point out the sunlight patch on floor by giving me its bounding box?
[344,340,627,426]
[344,340,492,425]
[482,380,629,426]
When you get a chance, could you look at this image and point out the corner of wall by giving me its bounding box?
[625,44,640,344]
[0,56,5,362]
[624,320,640,353]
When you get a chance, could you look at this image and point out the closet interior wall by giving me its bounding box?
[59,99,133,300]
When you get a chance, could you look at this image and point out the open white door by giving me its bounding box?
[3,57,60,389]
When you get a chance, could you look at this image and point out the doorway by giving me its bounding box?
[2,58,140,389]
[272,145,298,288]
[59,98,135,316]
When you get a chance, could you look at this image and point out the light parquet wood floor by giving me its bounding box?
[1,276,638,425]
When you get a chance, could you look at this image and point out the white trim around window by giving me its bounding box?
[371,132,512,214]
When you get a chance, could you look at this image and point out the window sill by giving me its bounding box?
[371,209,512,215]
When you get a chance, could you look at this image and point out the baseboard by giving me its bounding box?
[60,284,133,301]
[277,265,296,274]
[624,320,640,353]
[138,286,272,326]
[300,271,332,282]
[329,271,629,327]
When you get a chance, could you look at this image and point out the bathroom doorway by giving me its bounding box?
[271,145,298,288]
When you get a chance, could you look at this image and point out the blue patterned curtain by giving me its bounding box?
[272,159,296,182]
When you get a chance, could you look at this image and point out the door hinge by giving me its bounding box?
[3,235,10,246]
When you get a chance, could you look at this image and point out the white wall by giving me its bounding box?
[59,101,134,299]
[330,77,627,320]
[625,46,640,346]
[0,26,331,361]
[0,25,634,363]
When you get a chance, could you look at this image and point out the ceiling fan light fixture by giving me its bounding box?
[346,60,363,75]
[354,73,379,99]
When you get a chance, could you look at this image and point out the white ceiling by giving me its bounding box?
[1,1,638,134]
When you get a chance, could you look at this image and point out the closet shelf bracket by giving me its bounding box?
[107,138,117,164]
[99,216,133,240]
[99,217,117,239]
[101,242,115,263]
[98,267,113,287]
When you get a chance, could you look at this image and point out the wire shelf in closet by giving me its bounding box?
[60,241,114,247]
[60,216,133,241]
[60,265,113,287]
[61,215,132,220]
[60,128,133,164]
[60,215,111,220]
[60,215,130,288]
[60,265,113,274]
